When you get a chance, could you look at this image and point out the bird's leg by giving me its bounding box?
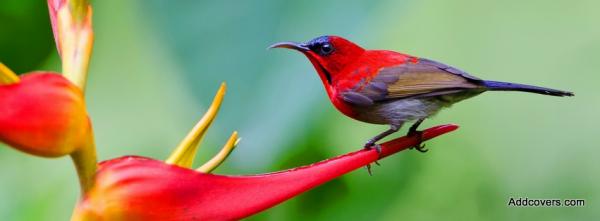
[365,125,401,176]
[363,124,401,175]
[407,118,427,153]
[364,124,401,154]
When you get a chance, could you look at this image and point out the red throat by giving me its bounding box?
[299,36,370,119]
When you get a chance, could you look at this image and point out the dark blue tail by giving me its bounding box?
[482,80,573,97]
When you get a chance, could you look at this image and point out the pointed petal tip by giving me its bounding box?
[218,82,227,92]
[431,123,459,132]
[216,81,227,98]
[197,131,239,173]
[423,124,459,138]
[0,63,20,84]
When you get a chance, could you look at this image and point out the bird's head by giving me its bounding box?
[269,35,365,84]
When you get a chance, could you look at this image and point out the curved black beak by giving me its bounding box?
[268,41,309,51]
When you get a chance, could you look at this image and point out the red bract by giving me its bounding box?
[72,125,457,221]
[0,73,90,157]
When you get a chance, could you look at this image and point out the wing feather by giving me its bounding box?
[342,58,483,105]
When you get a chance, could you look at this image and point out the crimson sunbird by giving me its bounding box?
[269,35,573,153]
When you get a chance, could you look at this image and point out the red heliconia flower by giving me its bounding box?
[0,71,91,157]
[72,125,457,221]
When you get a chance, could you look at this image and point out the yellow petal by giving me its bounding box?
[197,131,240,173]
[0,63,20,84]
[166,83,226,168]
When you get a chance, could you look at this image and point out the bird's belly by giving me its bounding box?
[350,98,445,125]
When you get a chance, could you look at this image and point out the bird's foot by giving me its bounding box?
[363,142,382,176]
[364,141,382,155]
[407,130,428,153]
[365,143,383,161]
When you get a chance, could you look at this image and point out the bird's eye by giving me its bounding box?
[318,43,334,56]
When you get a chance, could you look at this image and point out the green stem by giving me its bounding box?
[70,134,97,193]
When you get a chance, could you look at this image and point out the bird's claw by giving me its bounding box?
[407,130,428,153]
[365,161,381,176]
[366,164,373,176]
[364,142,382,175]
[414,143,428,152]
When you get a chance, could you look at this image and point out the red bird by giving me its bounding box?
[270,36,573,153]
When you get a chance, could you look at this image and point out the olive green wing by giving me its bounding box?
[340,58,484,106]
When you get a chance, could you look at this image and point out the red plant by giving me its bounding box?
[72,125,457,220]
[0,0,459,220]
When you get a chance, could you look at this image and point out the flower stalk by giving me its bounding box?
[48,0,99,193]
[70,134,97,193]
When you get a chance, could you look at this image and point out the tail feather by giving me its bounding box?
[482,80,574,97]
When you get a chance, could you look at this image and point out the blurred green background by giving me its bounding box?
[0,0,598,220]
